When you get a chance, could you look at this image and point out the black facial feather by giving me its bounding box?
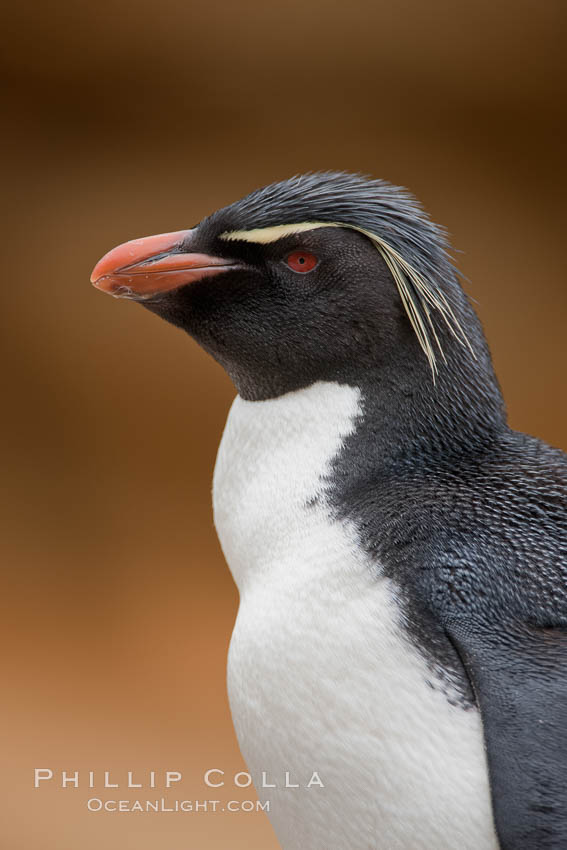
[200,172,470,376]
[147,172,504,420]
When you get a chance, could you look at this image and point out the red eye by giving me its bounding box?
[285,250,318,273]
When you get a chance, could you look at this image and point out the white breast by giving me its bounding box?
[213,382,498,850]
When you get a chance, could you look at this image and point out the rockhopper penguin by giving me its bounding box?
[91,172,567,850]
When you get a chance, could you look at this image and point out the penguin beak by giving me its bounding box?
[91,229,241,300]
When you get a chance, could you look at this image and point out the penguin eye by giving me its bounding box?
[285,251,318,273]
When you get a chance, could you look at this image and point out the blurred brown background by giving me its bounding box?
[1,0,565,847]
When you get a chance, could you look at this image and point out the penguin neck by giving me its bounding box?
[228,338,507,469]
[354,335,508,469]
[222,289,507,461]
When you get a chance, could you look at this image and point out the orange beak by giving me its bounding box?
[90,229,240,299]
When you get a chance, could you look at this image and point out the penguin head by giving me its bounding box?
[91,172,482,400]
